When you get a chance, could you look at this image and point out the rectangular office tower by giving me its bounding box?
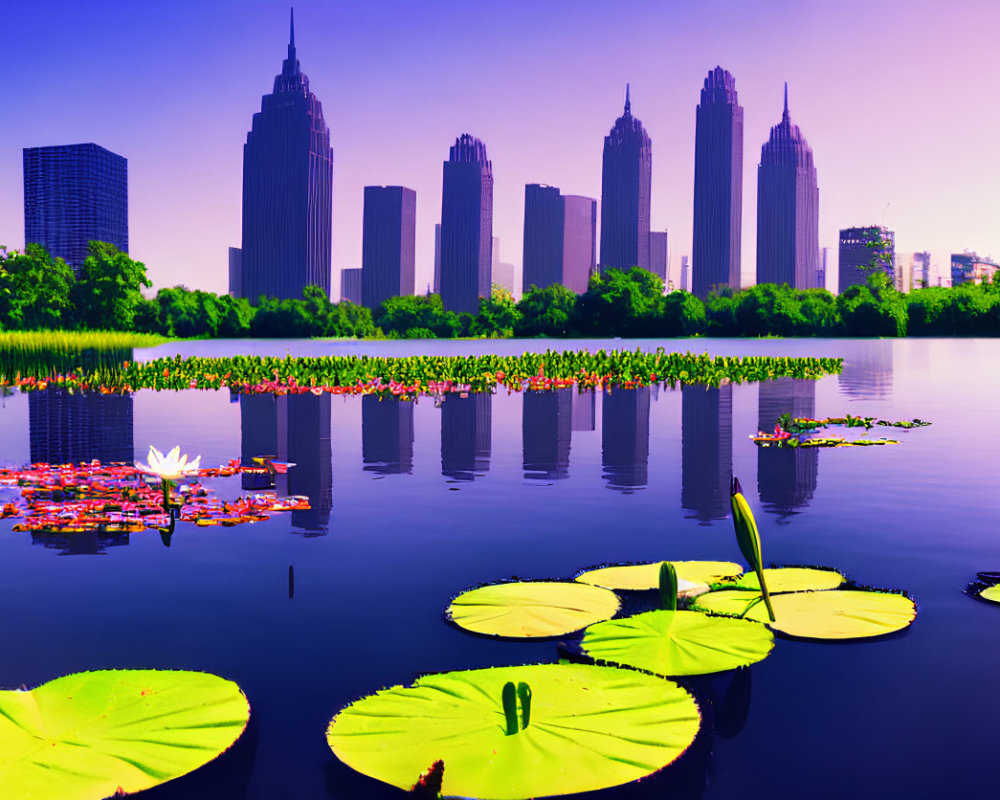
[361,186,416,309]
[23,143,128,270]
[440,134,493,313]
[522,185,596,294]
[839,226,894,292]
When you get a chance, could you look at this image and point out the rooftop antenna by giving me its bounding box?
[624,83,631,116]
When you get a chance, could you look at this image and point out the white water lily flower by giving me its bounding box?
[136,446,202,481]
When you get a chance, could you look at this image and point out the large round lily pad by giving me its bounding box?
[730,567,844,593]
[447,582,620,638]
[980,585,1000,604]
[0,669,250,800]
[580,610,774,676]
[327,663,701,799]
[575,561,742,592]
[693,589,916,640]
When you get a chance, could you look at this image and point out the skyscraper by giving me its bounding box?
[522,185,596,294]
[440,134,493,313]
[361,186,416,309]
[433,223,442,294]
[692,67,743,297]
[839,226,894,291]
[756,85,819,289]
[600,85,652,273]
[228,247,242,298]
[649,230,668,286]
[23,143,128,270]
[240,10,332,302]
[340,268,362,304]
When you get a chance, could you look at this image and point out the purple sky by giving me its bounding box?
[1,0,997,298]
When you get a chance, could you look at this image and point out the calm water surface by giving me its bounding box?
[0,337,995,799]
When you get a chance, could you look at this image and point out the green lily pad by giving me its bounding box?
[575,561,742,592]
[327,663,701,799]
[728,567,844,593]
[692,589,916,640]
[580,609,774,676]
[980,585,1000,603]
[0,669,250,800]
[447,582,620,638]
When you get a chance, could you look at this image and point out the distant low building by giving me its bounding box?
[912,251,931,288]
[893,252,912,293]
[228,247,242,297]
[341,268,362,305]
[680,256,690,292]
[494,262,516,296]
[838,226,894,292]
[649,230,668,288]
[951,251,999,286]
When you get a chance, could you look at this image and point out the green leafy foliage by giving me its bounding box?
[70,242,152,330]
[327,663,701,799]
[0,669,250,799]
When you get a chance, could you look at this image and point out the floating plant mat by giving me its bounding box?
[575,560,742,592]
[0,669,250,799]
[725,567,844,593]
[327,663,701,800]
[751,414,929,449]
[447,582,620,638]
[692,589,916,640]
[580,610,774,676]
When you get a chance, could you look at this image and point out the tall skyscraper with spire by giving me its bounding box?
[756,84,819,289]
[240,10,333,302]
[600,85,652,273]
[692,67,743,297]
[440,134,493,314]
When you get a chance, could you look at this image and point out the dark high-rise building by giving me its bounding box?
[600,86,652,273]
[433,223,442,295]
[23,143,128,270]
[361,186,416,309]
[362,395,414,475]
[522,186,596,294]
[757,378,818,519]
[441,393,491,481]
[692,67,743,297]
[649,230,668,286]
[523,184,563,291]
[523,389,572,480]
[602,386,650,492]
[240,11,332,302]
[340,268,362,304]
[756,85,819,289]
[681,384,732,523]
[440,134,493,313]
[29,388,134,465]
[228,247,242,298]
[839,226,895,292]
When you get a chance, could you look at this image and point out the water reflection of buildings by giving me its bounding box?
[31,531,129,555]
[28,388,134,464]
[441,394,491,481]
[681,384,732,522]
[240,393,332,536]
[572,390,596,432]
[523,389,572,480]
[839,340,893,399]
[602,387,650,492]
[757,378,818,519]
[362,395,414,475]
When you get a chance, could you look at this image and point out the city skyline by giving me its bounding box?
[2,0,998,298]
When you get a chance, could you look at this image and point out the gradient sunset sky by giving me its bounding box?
[1,0,996,297]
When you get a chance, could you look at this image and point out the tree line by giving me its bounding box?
[4,241,1000,338]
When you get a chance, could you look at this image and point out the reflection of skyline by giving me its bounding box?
[441,393,491,481]
[602,386,650,492]
[31,531,129,555]
[757,378,818,519]
[362,395,414,475]
[839,340,893,399]
[240,393,332,536]
[572,390,596,432]
[28,388,134,465]
[523,389,572,480]
[681,384,732,522]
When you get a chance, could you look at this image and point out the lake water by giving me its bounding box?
[0,337,995,799]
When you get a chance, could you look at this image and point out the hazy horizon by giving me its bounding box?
[2,0,996,298]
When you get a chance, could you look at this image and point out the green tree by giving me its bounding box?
[70,242,151,330]
[515,283,577,337]
[656,290,706,337]
[472,286,520,337]
[373,294,459,338]
[573,267,664,336]
[0,244,75,329]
